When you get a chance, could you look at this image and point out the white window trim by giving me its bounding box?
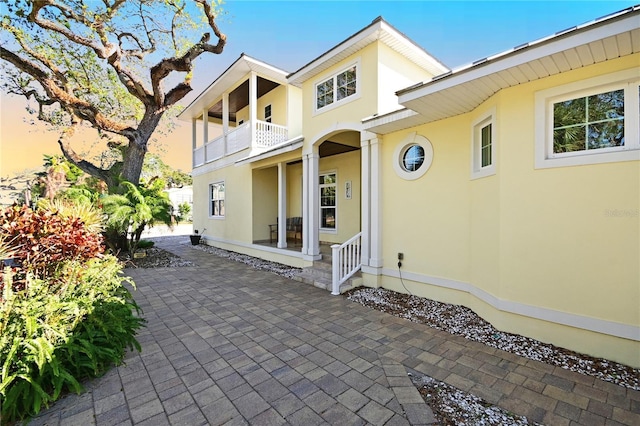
[209,180,225,219]
[313,58,362,116]
[319,170,338,233]
[392,132,434,180]
[471,107,497,180]
[535,68,640,169]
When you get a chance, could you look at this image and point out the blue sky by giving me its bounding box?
[186,0,638,96]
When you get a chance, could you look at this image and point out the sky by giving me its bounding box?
[1,0,637,177]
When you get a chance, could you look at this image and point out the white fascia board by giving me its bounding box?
[234,137,304,166]
[398,13,639,105]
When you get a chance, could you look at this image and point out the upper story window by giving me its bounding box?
[535,69,640,169]
[264,104,272,123]
[471,108,496,179]
[209,182,225,218]
[315,61,360,113]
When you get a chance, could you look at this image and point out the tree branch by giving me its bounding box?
[1,46,133,134]
[57,122,113,186]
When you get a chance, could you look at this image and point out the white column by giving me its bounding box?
[202,110,208,143]
[369,136,383,268]
[192,118,197,168]
[302,154,309,255]
[307,146,320,258]
[360,137,371,267]
[192,118,197,150]
[202,109,208,161]
[249,72,257,144]
[277,162,287,249]
[222,92,229,156]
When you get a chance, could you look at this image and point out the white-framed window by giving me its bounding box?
[535,69,640,169]
[314,60,360,114]
[319,172,337,231]
[471,108,496,179]
[209,181,225,218]
[392,132,434,180]
[264,104,272,123]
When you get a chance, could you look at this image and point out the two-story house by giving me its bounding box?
[179,8,639,368]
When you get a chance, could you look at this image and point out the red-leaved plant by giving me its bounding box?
[0,204,104,296]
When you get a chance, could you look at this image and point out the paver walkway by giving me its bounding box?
[28,237,639,425]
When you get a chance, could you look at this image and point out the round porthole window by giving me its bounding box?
[393,132,433,180]
[402,144,425,172]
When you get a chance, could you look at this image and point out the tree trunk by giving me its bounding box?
[119,111,162,185]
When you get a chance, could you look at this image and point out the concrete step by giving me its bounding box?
[293,266,362,294]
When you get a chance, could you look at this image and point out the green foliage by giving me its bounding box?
[137,240,155,249]
[142,153,193,188]
[177,202,192,222]
[0,205,144,422]
[102,180,172,253]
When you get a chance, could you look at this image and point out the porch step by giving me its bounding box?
[293,264,361,294]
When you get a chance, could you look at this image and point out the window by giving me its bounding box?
[319,172,336,230]
[553,89,623,153]
[402,145,425,172]
[393,132,434,180]
[535,69,640,169]
[264,104,272,123]
[471,109,496,179]
[209,182,225,217]
[315,62,359,113]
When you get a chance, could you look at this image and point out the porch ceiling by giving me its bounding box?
[207,78,280,122]
[320,141,360,158]
[178,54,288,121]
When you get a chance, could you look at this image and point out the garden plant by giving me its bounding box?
[0,203,144,422]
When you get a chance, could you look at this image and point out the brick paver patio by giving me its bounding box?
[28,237,640,425]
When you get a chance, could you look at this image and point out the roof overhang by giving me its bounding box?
[235,136,304,166]
[287,17,449,87]
[368,6,639,133]
[179,54,289,121]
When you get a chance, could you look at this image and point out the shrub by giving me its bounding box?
[0,204,144,422]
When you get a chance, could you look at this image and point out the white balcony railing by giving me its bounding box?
[256,120,288,148]
[193,119,288,167]
[331,232,362,295]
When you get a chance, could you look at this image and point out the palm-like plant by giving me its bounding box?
[101,181,172,254]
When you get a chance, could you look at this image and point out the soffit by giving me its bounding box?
[391,8,640,128]
[179,54,288,121]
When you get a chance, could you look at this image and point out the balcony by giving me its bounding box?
[193,120,289,167]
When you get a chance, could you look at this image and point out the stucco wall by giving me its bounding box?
[374,54,640,367]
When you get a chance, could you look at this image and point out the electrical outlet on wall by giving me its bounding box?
[397,252,404,260]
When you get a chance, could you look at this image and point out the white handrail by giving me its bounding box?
[331,232,362,295]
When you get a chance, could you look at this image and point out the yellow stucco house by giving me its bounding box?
[180,8,640,368]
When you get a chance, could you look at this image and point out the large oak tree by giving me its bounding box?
[1,0,226,187]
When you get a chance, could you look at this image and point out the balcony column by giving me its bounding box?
[249,72,257,144]
[277,162,287,249]
[303,145,320,260]
[202,109,208,161]
[222,92,229,156]
[192,118,197,168]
